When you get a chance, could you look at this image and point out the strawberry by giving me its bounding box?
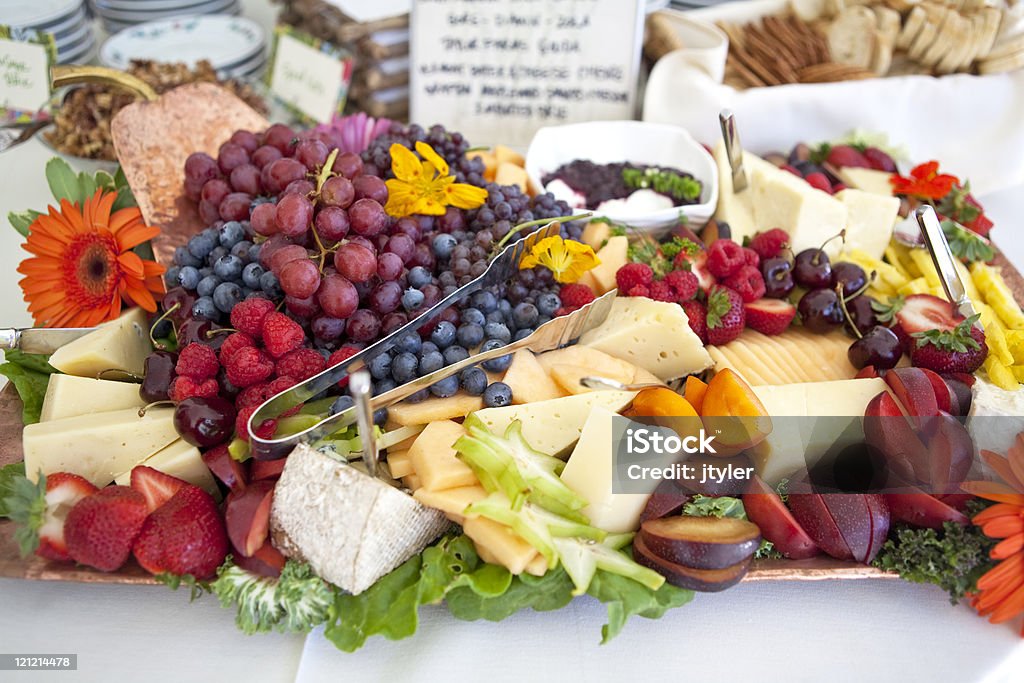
[674,249,715,291]
[909,315,988,374]
[878,294,962,352]
[64,486,148,572]
[705,285,745,345]
[132,485,229,579]
[130,466,188,513]
[863,147,897,172]
[744,298,797,336]
[804,172,833,194]
[5,472,99,562]
[681,300,708,344]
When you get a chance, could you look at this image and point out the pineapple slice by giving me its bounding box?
[971,262,1024,330]
[984,356,1019,390]
[977,303,1014,366]
[898,277,931,296]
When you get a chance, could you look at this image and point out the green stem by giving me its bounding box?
[316,149,340,195]
[491,212,594,258]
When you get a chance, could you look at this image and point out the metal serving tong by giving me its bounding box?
[247,222,605,460]
[719,109,747,192]
[915,205,982,329]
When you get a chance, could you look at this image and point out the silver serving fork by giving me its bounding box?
[248,221,563,459]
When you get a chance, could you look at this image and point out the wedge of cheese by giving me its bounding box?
[472,391,636,457]
[579,297,713,381]
[40,374,143,422]
[835,189,900,260]
[113,439,218,496]
[711,140,780,244]
[24,407,178,486]
[836,167,894,196]
[48,308,152,378]
[559,407,652,534]
[750,165,849,259]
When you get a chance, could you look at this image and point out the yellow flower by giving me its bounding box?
[518,235,600,284]
[384,141,488,218]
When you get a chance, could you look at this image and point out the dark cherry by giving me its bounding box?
[788,143,812,165]
[845,295,879,336]
[162,287,196,325]
[174,397,237,448]
[798,289,844,333]
[848,326,902,370]
[832,261,868,296]
[762,257,795,298]
[139,350,178,403]
[793,249,833,289]
[177,317,212,346]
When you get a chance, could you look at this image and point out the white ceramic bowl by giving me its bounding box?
[525,120,718,236]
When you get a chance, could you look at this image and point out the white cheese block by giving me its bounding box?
[836,167,894,196]
[559,407,652,533]
[48,307,152,378]
[40,374,143,422]
[578,297,713,381]
[270,444,449,595]
[835,189,900,260]
[711,140,780,244]
[472,391,636,458]
[966,379,1024,458]
[23,407,178,487]
[750,165,849,259]
[750,378,890,485]
[113,439,218,497]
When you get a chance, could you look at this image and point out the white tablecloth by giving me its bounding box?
[1,1,1023,679]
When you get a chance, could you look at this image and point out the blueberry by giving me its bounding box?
[231,239,253,259]
[214,254,244,280]
[480,339,512,372]
[512,302,539,329]
[201,227,219,241]
[418,350,444,376]
[219,221,245,247]
[207,246,228,266]
[213,282,243,313]
[432,233,457,259]
[374,378,397,394]
[402,288,425,311]
[151,318,172,340]
[513,328,532,341]
[443,345,470,366]
[460,367,487,396]
[165,266,181,287]
[407,266,433,289]
[373,407,389,426]
[391,352,419,383]
[456,323,484,348]
[248,242,263,263]
[241,287,254,298]
[486,310,506,325]
[461,307,486,326]
[394,332,422,355]
[259,271,283,298]
[198,267,213,279]
[537,315,551,326]
[197,275,221,297]
[420,341,439,356]
[483,381,513,408]
[497,299,512,316]
[484,322,511,343]
[429,375,460,398]
[537,292,561,316]
[329,395,354,415]
[174,245,201,268]
[470,290,498,313]
[367,352,392,380]
[430,321,457,349]
[406,388,430,403]
[242,262,265,288]
[192,296,219,320]
[188,233,217,260]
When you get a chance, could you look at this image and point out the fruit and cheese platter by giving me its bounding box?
[1,73,1023,650]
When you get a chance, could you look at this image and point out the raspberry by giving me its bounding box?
[225,346,274,388]
[236,382,272,410]
[230,298,276,338]
[174,343,220,381]
[664,270,698,302]
[235,405,277,442]
[706,239,746,279]
[327,346,361,388]
[742,247,760,268]
[723,265,766,303]
[680,300,707,344]
[627,284,650,298]
[553,307,573,318]
[218,331,256,366]
[559,283,595,309]
[615,263,653,293]
[648,280,675,302]
[168,376,219,402]
[275,348,326,381]
[261,312,305,358]
[749,229,790,261]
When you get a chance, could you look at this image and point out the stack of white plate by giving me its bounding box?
[6,0,96,64]
[99,15,266,80]
[91,0,242,34]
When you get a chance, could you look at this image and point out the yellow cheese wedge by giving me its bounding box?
[711,140,780,244]
[48,308,152,378]
[834,189,899,260]
[836,167,895,196]
[750,165,849,259]
[24,407,178,487]
[40,375,143,422]
[113,439,218,497]
[408,420,477,491]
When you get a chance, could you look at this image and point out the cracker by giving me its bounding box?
[718,21,747,50]
[937,15,972,72]
[985,30,1024,62]
[978,48,1024,74]
[976,8,1005,60]
[726,54,768,87]
[791,0,829,22]
[733,44,786,85]
[828,6,878,68]
[920,11,960,67]
[897,6,928,49]
[908,19,940,60]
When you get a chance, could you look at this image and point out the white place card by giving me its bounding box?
[266,26,353,123]
[0,28,55,122]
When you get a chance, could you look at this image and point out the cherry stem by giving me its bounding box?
[835,283,862,340]
[814,229,846,265]
[149,302,180,350]
[843,270,877,302]
[206,328,238,338]
[138,400,175,417]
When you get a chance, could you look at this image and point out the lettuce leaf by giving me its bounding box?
[0,350,57,425]
[0,462,27,518]
[585,566,693,643]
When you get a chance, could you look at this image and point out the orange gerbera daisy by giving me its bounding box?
[17,189,166,328]
[962,433,1024,636]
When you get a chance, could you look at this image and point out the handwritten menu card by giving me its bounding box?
[411,0,644,149]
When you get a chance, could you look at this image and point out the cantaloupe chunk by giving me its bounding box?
[576,270,602,295]
[503,349,566,404]
[386,449,414,479]
[408,420,476,491]
[580,221,612,250]
[588,236,628,294]
[388,394,484,426]
[463,516,538,575]
[536,345,638,382]
[549,362,634,395]
[402,473,422,491]
[413,485,487,523]
[495,162,528,193]
[494,144,525,167]
[524,553,548,577]
[474,542,504,567]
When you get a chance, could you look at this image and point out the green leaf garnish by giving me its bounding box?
[941,220,994,263]
[3,471,47,556]
[910,315,982,353]
[0,462,27,518]
[622,167,702,203]
[871,295,905,323]
[0,350,57,425]
[45,158,83,206]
